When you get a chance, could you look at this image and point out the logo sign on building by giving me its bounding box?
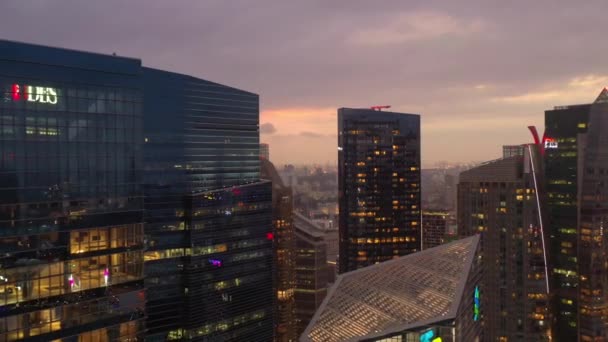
[11,84,58,104]
[543,138,558,149]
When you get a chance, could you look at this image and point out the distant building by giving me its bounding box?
[279,164,297,188]
[293,213,330,337]
[301,235,482,342]
[260,143,270,160]
[422,210,448,249]
[503,144,525,158]
[544,89,608,341]
[338,108,421,273]
[261,159,297,342]
[458,150,550,341]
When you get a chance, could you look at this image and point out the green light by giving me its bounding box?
[474,285,480,321]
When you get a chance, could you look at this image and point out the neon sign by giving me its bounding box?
[474,286,480,321]
[209,259,222,267]
[11,84,58,104]
[419,330,442,342]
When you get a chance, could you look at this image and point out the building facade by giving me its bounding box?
[458,150,550,341]
[503,144,525,158]
[142,68,273,341]
[544,103,590,341]
[0,40,145,341]
[261,159,297,342]
[292,213,329,337]
[338,108,421,273]
[422,210,448,249]
[544,89,608,341]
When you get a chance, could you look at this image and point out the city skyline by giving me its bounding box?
[2,1,608,166]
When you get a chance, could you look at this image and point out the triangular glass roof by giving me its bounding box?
[594,88,608,104]
[301,235,480,342]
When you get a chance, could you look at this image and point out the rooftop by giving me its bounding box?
[301,235,480,342]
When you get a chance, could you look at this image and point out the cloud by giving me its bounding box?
[1,1,608,166]
[299,131,333,138]
[347,11,484,46]
[492,74,608,105]
[260,122,277,134]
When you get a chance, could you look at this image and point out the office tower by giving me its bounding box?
[544,89,608,341]
[444,173,458,210]
[338,108,421,274]
[458,149,550,341]
[302,235,482,342]
[503,144,525,158]
[0,41,145,341]
[292,213,329,336]
[261,159,297,342]
[422,210,448,249]
[142,68,273,341]
[260,143,270,160]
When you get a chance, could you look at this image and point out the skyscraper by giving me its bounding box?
[544,89,608,341]
[1,39,275,342]
[292,213,329,336]
[261,158,297,342]
[422,210,448,249]
[458,149,550,341]
[0,40,145,341]
[142,68,274,341]
[337,108,420,273]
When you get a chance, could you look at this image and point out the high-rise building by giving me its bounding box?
[292,213,329,336]
[142,68,273,341]
[260,143,270,160]
[338,108,421,274]
[458,149,550,341]
[0,40,145,341]
[261,158,297,342]
[544,89,608,341]
[422,210,448,249]
[0,39,275,342]
[503,144,525,158]
[301,235,483,342]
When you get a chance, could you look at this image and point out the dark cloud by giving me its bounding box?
[260,123,277,134]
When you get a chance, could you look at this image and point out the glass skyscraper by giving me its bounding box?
[544,102,590,341]
[0,40,274,342]
[337,108,421,273]
[142,68,273,341]
[0,40,145,341]
[545,89,608,341]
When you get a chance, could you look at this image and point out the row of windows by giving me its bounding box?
[0,296,143,340]
[0,251,143,305]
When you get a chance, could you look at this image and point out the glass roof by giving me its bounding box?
[302,235,480,342]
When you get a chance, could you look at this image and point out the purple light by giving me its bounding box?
[209,259,222,267]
